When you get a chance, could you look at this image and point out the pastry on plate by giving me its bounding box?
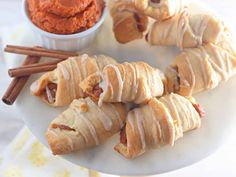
[217,29,236,55]
[110,0,148,43]
[147,10,226,49]
[80,61,165,105]
[46,97,127,155]
[30,54,117,106]
[133,0,187,21]
[114,93,204,159]
[165,43,236,96]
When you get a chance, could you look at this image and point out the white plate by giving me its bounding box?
[16,1,236,176]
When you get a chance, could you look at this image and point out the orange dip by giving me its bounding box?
[27,0,104,34]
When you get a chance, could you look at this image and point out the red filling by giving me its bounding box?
[192,103,205,118]
[52,124,76,131]
[43,83,57,103]
[120,125,127,145]
[150,0,161,3]
[134,13,146,32]
[172,66,180,92]
[93,84,103,98]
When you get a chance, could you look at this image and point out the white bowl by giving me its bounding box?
[22,0,108,51]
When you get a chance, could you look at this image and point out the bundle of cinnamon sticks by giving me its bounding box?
[2,45,78,105]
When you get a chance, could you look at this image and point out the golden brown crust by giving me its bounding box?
[45,130,74,155]
[115,119,146,159]
[115,94,202,159]
[147,10,226,49]
[31,55,117,107]
[114,143,130,158]
[77,102,89,113]
[46,97,128,155]
[110,1,148,43]
[79,72,103,100]
[80,62,164,104]
[133,0,187,21]
[165,43,236,96]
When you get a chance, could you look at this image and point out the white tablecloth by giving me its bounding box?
[0,0,236,176]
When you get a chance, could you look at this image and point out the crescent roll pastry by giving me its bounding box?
[114,93,204,159]
[30,54,117,106]
[110,0,148,43]
[46,97,127,155]
[165,43,236,96]
[80,61,165,105]
[147,10,226,49]
[217,30,236,55]
[133,0,187,21]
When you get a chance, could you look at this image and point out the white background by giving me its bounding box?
[0,0,236,176]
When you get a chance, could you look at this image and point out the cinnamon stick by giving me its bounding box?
[2,56,41,105]
[9,64,57,77]
[6,45,77,56]
[5,45,77,59]
[13,59,63,69]
[8,59,62,77]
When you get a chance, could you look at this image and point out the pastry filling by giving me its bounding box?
[192,103,205,118]
[149,0,161,7]
[120,125,127,146]
[43,83,57,104]
[145,33,149,42]
[172,66,180,92]
[150,0,161,3]
[92,84,104,98]
[134,13,145,32]
[166,66,180,92]
[52,124,76,131]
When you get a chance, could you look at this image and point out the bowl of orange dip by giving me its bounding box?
[22,0,107,51]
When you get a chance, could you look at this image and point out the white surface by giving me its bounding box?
[0,0,236,177]
[0,64,24,153]
[11,1,236,176]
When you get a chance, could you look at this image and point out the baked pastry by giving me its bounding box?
[114,93,204,159]
[46,97,127,155]
[165,43,236,96]
[217,29,236,55]
[30,54,117,106]
[110,0,148,43]
[133,0,187,21]
[147,10,226,49]
[80,61,165,105]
